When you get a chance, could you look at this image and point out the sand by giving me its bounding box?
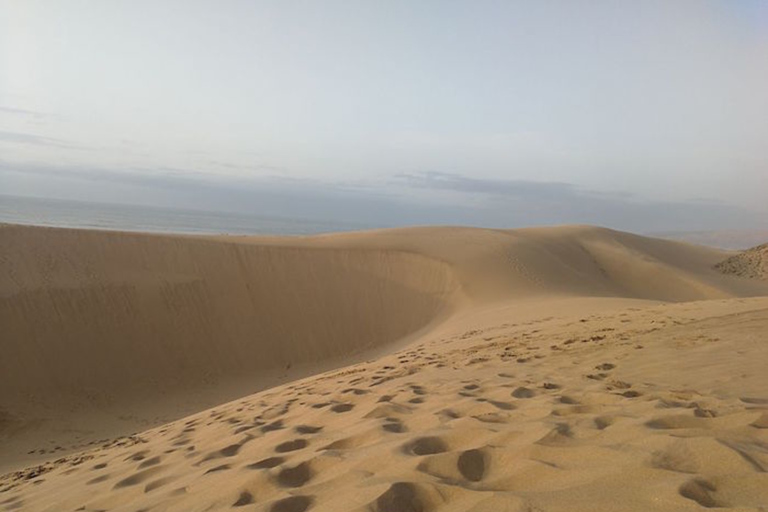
[1,223,767,511]
[716,243,768,280]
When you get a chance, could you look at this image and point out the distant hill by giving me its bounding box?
[716,242,768,279]
[651,229,768,250]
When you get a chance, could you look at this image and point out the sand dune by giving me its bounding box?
[716,242,768,280]
[1,224,768,511]
[0,224,457,470]
[0,224,456,403]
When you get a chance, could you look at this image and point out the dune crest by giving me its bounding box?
[2,224,768,511]
[1,224,456,406]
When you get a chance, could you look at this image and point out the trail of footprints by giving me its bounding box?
[2,306,768,511]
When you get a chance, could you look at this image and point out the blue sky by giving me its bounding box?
[1,0,767,231]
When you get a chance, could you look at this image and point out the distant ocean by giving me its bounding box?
[0,195,375,236]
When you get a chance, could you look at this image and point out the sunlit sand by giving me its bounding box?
[2,223,767,511]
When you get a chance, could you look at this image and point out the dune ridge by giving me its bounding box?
[3,225,760,411]
[2,223,768,511]
[1,224,456,405]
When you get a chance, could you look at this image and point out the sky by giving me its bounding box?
[1,0,767,232]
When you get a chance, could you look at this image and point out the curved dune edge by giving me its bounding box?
[0,224,459,406]
[2,223,768,511]
[3,296,768,512]
[0,223,460,471]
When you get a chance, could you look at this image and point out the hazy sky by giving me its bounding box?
[1,0,767,231]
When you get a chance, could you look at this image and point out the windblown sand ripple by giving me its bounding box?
[1,224,767,511]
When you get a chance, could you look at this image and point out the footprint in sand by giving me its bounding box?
[1,497,24,511]
[262,420,286,433]
[275,439,308,453]
[144,475,177,492]
[276,461,312,487]
[342,388,369,396]
[511,387,536,398]
[137,456,162,469]
[86,474,110,485]
[693,407,717,418]
[295,425,323,434]
[679,478,721,508]
[383,419,407,433]
[645,415,711,430]
[113,466,166,488]
[593,416,615,430]
[750,413,768,428]
[233,491,254,506]
[536,423,575,446]
[373,482,426,512]
[271,495,314,512]
[125,450,149,462]
[199,439,248,463]
[457,449,486,482]
[246,456,284,470]
[487,400,516,410]
[203,464,230,474]
[403,437,448,456]
[331,403,355,413]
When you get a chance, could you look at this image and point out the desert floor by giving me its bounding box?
[1,224,767,511]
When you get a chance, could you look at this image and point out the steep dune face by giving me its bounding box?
[2,223,767,474]
[6,296,768,512]
[2,224,764,412]
[0,224,456,411]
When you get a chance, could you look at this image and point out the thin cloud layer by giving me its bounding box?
[2,2,766,221]
[0,130,71,148]
[2,161,765,233]
[0,106,48,118]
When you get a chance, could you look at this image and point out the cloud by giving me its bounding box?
[391,171,766,232]
[0,130,73,148]
[0,106,58,123]
[0,106,44,116]
[394,171,576,200]
[0,160,408,227]
[2,163,766,233]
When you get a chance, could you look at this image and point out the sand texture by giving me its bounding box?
[716,243,768,280]
[1,224,768,511]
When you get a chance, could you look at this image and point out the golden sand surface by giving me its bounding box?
[1,224,767,511]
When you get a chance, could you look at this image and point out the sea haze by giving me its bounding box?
[0,195,373,236]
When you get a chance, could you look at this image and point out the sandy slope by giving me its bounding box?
[1,224,768,511]
[716,243,768,280]
[0,224,459,471]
